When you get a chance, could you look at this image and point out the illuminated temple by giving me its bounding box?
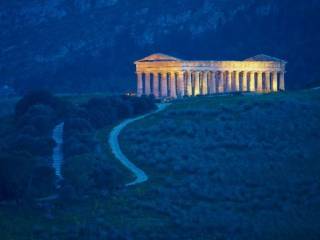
[134,53,286,98]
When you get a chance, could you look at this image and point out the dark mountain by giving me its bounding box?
[1,0,319,93]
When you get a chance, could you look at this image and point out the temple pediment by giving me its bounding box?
[135,53,182,63]
[245,54,286,63]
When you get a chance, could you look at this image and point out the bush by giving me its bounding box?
[10,134,54,156]
[15,104,57,136]
[90,165,122,191]
[62,154,122,194]
[30,165,56,197]
[0,152,36,200]
[15,90,65,119]
[83,95,155,129]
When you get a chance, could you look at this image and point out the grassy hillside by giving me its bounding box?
[119,90,320,239]
[0,91,319,239]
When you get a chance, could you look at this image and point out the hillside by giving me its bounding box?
[119,90,320,239]
[1,0,320,93]
[1,90,319,239]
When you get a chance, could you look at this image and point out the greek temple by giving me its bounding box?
[134,53,286,98]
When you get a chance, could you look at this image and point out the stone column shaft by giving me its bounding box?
[210,72,216,94]
[170,73,177,98]
[235,71,240,92]
[265,72,271,92]
[242,72,248,92]
[257,72,263,92]
[161,73,167,97]
[272,72,278,92]
[202,72,208,95]
[187,71,192,96]
[137,72,143,96]
[249,72,255,92]
[194,72,200,96]
[153,73,159,98]
[218,72,224,93]
[145,73,151,95]
[177,72,184,98]
[279,71,285,91]
[227,71,232,92]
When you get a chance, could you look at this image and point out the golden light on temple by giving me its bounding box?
[134,53,286,99]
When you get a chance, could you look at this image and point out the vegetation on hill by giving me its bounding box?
[119,91,320,239]
[0,90,156,202]
[0,91,61,201]
[61,94,156,198]
[0,90,319,239]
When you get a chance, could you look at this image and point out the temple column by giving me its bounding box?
[177,71,184,98]
[257,72,263,92]
[242,72,248,92]
[137,72,143,96]
[161,72,167,97]
[271,72,278,92]
[153,73,159,98]
[170,73,177,98]
[187,71,192,96]
[227,71,232,92]
[209,72,216,94]
[235,71,240,92]
[194,71,200,96]
[145,72,151,95]
[265,72,271,92]
[218,71,224,93]
[202,72,208,95]
[249,72,255,92]
[279,71,285,91]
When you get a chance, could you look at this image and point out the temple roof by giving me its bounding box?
[135,53,182,63]
[135,53,286,63]
[245,54,286,63]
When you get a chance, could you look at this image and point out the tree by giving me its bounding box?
[0,152,36,201]
[90,165,122,191]
[15,90,65,120]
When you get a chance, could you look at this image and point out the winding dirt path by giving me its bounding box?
[109,103,169,186]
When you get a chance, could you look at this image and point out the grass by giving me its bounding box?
[0,90,320,239]
[118,90,320,239]
[0,121,171,239]
[0,97,19,117]
[95,125,132,183]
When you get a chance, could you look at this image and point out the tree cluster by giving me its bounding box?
[0,91,64,201]
[0,90,156,202]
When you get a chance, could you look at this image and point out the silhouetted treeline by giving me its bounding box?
[0,90,156,202]
[0,91,63,201]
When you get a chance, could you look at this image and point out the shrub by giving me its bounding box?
[15,90,64,119]
[10,134,54,156]
[0,152,36,200]
[30,165,56,197]
[89,165,122,191]
[17,104,56,136]
[62,155,121,194]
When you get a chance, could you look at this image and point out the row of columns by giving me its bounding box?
[137,71,285,98]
